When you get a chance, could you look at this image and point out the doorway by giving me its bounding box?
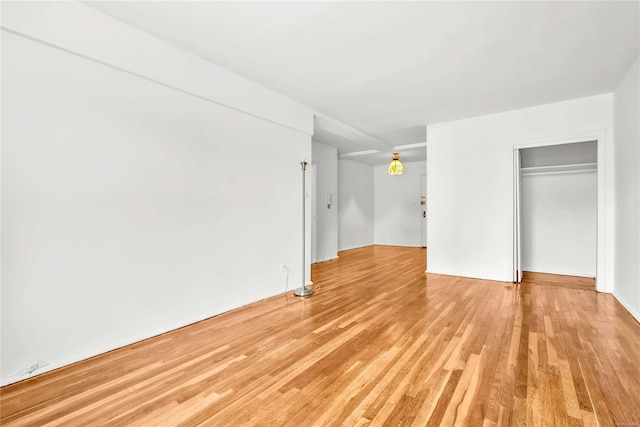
[514,137,601,289]
[310,164,317,264]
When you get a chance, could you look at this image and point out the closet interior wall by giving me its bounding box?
[520,141,598,278]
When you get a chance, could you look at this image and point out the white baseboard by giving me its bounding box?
[612,292,640,324]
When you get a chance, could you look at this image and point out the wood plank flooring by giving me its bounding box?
[2,245,640,426]
[522,271,595,291]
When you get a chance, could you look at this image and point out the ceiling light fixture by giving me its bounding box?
[388,152,404,175]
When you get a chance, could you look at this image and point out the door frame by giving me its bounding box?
[421,173,427,248]
[513,149,523,283]
[310,163,317,264]
[512,130,609,292]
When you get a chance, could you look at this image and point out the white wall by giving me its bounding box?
[427,94,614,284]
[374,161,426,247]
[521,171,597,277]
[1,4,312,385]
[338,160,374,251]
[0,2,312,135]
[613,56,640,322]
[311,141,338,262]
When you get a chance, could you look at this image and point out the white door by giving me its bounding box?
[513,149,522,283]
[421,174,427,248]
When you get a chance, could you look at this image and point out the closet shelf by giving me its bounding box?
[521,162,597,176]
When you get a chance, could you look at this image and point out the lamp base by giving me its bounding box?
[293,286,314,297]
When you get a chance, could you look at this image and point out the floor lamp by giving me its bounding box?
[293,160,314,298]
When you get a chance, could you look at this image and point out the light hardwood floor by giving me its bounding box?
[2,245,640,426]
[521,271,595,291]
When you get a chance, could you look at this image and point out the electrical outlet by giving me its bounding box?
[281,264,287,273]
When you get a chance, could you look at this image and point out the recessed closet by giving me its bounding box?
[519,141,597,282]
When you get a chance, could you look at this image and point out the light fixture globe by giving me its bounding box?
[388,152,404,175]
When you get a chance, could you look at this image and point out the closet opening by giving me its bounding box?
[513,140,598,291]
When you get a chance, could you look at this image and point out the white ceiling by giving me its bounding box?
[86,1,639,166]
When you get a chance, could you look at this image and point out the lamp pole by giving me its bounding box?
[293,160,314,297]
